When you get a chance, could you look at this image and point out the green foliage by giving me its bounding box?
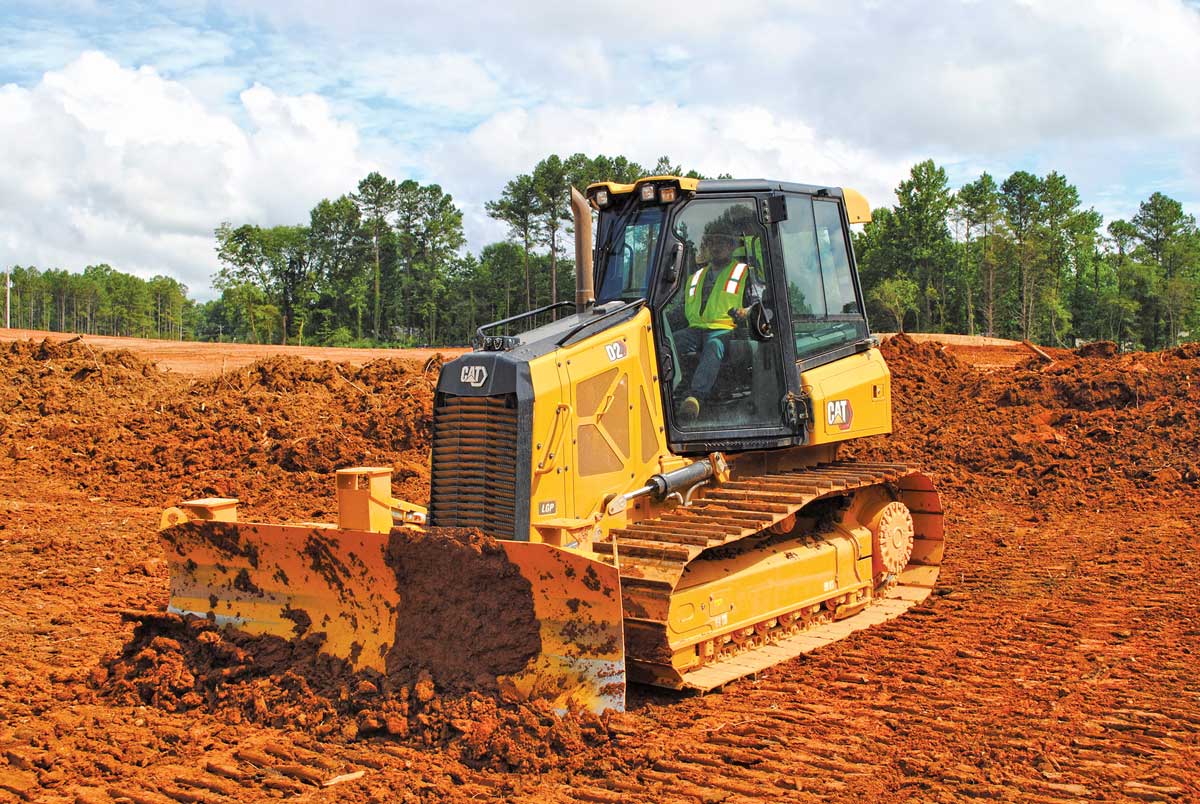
[9,156,1194,352]
[4,263,192,338]
[856,161,956,333]
[352,172,401,340]
[868,277,920,332]
[856,161,1194,350]
[486,152,709,315]
[213,223,316,344]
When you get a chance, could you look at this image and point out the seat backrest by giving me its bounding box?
[732,235,765,272]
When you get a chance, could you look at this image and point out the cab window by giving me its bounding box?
[595,207,664,302]
[814,200,860,316]
[779,195,867,361]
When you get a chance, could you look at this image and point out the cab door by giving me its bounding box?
[652,195,795,453]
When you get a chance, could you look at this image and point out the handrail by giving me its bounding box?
[555,298,645,348]
[533,404,572,476]
[476,300,576,344]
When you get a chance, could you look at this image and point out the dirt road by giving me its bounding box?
[1,332,1197,802]
[0,329,1023,375]
[0,329,468,376]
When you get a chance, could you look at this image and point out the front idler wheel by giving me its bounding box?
[865,500,915,588]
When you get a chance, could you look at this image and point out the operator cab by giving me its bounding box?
[588,178,873,455]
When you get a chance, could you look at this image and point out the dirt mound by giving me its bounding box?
[1,339,164,419]
[1005,346,1188,411]
[1175,341,1200,359]
[100,610,605,773]
[3,336,158,369]
[384,528,541,694]
[850,333,1199,504]
[0,342,438,520]
[1075,340,1119,358]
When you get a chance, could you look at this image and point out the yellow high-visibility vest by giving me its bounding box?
[684,261,748,330]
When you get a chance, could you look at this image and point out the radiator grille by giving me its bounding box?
[429,393,519,537]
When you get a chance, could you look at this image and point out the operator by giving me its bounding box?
[675,227,754,421]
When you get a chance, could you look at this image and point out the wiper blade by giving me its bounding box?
[596,195,642,269]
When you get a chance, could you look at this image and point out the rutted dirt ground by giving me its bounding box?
[1,333,1198,803]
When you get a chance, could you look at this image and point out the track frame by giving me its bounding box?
[593,461,944,690]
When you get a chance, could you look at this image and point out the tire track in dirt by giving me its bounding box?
[2,336,1198,802]
[550,504,1200,804]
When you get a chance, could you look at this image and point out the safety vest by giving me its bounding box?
[684,260,749,330]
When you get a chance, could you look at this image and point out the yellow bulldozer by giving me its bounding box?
[159,176,944,714]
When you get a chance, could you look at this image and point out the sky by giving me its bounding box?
[1,0,1198,301]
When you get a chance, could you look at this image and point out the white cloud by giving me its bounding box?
[2,0,1198,300]
[813,0,1200,150]
[221,0,1200,145]
[346,52,510,114]
[236,83,369,220]
[429,103,916,226]
[0,52,373,298]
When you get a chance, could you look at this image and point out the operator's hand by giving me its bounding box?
[729,307,748,323]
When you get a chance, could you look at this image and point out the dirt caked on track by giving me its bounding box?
[0,332,1198,803]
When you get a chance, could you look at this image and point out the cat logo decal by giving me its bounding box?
[826,399,853,431]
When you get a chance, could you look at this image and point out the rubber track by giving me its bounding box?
[593,460,945,689]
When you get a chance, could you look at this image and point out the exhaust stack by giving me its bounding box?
[571,186,594,313]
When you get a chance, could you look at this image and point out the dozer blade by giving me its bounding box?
[159,521,625,713]
[495,542,625,713]
[161,521,399,664]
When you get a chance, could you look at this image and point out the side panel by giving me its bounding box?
[801,347,892,444]
[668,527,873,651]
[530,307,668,530]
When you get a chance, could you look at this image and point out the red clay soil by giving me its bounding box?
[102,608,599,776]
[0,328,469,377]
[850,334,1198,508]
[381,528,543,695]
[0,340,438,519]
[1,334,1198,802]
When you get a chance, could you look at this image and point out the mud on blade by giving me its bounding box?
[159,521,626,713]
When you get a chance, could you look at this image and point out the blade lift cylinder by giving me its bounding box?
[605,455,728,516]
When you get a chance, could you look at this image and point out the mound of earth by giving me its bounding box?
[100,610,606,773]
[850,334,1199,506]
[0,339,438,521]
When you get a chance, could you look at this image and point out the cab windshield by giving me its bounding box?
[595,206,665,302]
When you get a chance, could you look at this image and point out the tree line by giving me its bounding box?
[4,264,190,339]
[858,160,1199,350]
[5,157,1197,350]
[198,153,708,347]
